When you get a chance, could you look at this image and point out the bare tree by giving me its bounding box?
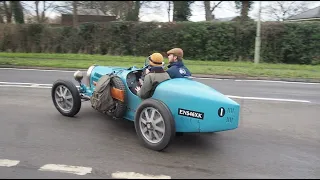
[78,1,115,15]
[262,1,312,21]
[137,1,166,22]
[3,1,12,23]
[72,1,78,27]
[0,1,4,23]
[70,1,140,20]
[0,4,3,23]
[33,1,56,23]
[166,1,171,22]
[204,1,223,21]
[53,1,73,14]
[18,1,61,23]
[53,1,156,22]
[11,1,25,24]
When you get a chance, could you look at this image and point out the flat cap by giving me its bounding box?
[167,48,183,58]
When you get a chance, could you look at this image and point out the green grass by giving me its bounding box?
[0,52,320,79]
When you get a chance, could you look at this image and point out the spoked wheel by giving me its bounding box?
[139,107,166,144]
[134,99,175,151]
[51,80,81,117]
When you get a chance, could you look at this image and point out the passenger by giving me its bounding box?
[135,53,171,99]
[166,48,192,78]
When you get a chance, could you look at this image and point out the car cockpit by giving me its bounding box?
[126,70,144,95]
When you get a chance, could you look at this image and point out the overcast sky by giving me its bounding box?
[139,1,320,22]
[24,1,320,22]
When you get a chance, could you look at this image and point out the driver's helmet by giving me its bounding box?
[149,53,164,67]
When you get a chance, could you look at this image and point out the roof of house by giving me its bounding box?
[286,6,320,20]
[61,8,106,16]
[77,8,105,16]
[214,16,237,22]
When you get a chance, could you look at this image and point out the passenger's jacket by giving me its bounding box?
[166,60,191,78]
[137,67,171,99]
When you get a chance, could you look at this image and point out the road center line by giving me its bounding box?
[226,95,310,103]
[0,82,312,103]
[0,85,52,88]
[234,79,319,85]
[0,159,20,167]
[0,81,52,86]
[38,164,92,175]
[111,171,171,179]
[1,67,319,85]
[0,67,75,73]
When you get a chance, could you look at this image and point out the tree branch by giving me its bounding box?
[210,1,222,12]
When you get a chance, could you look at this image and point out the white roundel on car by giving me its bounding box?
[179,68,186,75]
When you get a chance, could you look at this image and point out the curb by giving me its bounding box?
[1,65,320,83]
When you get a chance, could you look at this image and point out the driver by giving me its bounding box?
[166,48,192,78]
[135,53,170,99]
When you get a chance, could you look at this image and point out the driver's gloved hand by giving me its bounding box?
[139,78,144,86]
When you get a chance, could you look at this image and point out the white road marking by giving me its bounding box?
[0,159,20,167]
[235,79,319,85]
[190,76,225,80]
[112,171,171,179]
[0,81,312,103]
[0,81,52,86]
[0,67,76,73]
[1,67,319,85]
[38,164,92,175]
[0,85,52,88]
[227,95,311,103]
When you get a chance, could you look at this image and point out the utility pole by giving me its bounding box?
[254,1,262,64]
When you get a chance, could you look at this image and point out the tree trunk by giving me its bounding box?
[133,1,140,21]
[124,1,132,21]
[125,1,140,21]
[240,1,249,21]
[35,1,40,23]
[204,1,212,21]
[3,1,12,23]
[172,1,178,21]
[72,1,78,27]
[10,1,24,24]
[172,1,193,21]
[41,1,46,23]
[167,1,171,22]
[0,15,4,23]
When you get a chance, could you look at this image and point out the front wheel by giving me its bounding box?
[51,79,81,117]
[134,99,176,151]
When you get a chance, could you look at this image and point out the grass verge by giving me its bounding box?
[0,52,319,79]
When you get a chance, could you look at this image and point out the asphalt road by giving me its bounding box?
[0,68,319,179]
[0,68,320,104]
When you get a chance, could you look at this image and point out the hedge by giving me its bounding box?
[0,21,319,65]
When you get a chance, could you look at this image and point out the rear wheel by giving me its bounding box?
[51,80,81,117]
[134,99,175,151]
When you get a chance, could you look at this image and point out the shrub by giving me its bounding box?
[0,21,318,65]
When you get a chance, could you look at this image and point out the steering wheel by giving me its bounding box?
[139,57,150,80]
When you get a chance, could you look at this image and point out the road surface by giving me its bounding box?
[0,68,319,179]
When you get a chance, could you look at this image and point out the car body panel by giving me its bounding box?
[152,78,240,132]
[79,64,240,133]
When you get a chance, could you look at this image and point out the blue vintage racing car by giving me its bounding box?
[51,58,240,151]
